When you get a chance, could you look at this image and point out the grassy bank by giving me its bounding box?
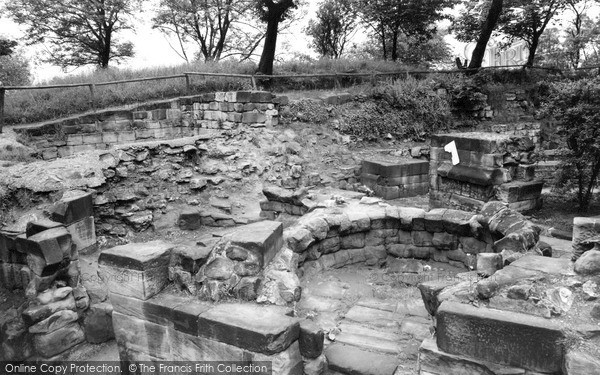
[4,59,412,125]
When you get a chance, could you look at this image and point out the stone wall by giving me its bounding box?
[429,132,544,212]
[99,240,325,374]
[284,200,543,276]
[0,190,108,361]
[360,159,430,199]
[15,91,286,160]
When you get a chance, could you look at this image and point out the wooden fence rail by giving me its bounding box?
[0,64,597,132]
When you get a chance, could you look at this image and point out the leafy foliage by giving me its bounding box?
[0,38,18,56]
[305,0,358,59]
[153,0,263,63]
[356,0,457,61]
[541,77,600,211]
[0,55,31,86]
[4,0,140,68]
[338,77,451,140]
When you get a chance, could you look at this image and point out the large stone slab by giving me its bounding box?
[509,255,574,276]
[418,337,527,375]
[98,241,173,300]
[436,301,564,373]
[362,159,429,178]
[196,303,299,355]
[325,343,398,375]
[431,133,533,154]
[224,221,283,267]
[65,216,96,253]
[112,311,171,360]
[495,181,544,203]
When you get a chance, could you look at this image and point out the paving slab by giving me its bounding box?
[326,343,399,375]
[344,305,398,328]
[509,254,574,276]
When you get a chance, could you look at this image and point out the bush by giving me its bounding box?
[541,77,600,211]
[0,54,31,86]
[338,77,451,140]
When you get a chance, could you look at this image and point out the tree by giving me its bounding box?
[454,0,566,66]
[499,0,567,66]
[256,0,296,75]
[153,0,265,63]
[468,0,504,68]
[4,0,139,68]
[357,0,457,62]
[538,0,600,68]
[0,38,18,56]
[305,0,358,59]
[543,77,600,212]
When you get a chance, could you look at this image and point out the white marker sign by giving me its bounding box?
[444,141,460,165]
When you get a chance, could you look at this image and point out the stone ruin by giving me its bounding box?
[3,90,600,375]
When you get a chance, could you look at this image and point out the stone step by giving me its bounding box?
[436,301,564,373]
[325,343,399,375]
[335,332,401,355]
[356,298,397,312]
[344,305,399,328]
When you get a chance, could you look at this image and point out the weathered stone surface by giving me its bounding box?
[25,218,63,238]
[224,221,283,266]
[476,264,539,299]
[437,301,564,373]
[83,302,114,343]
[341,233,365,249]
[48,190,93,225]
[248,341,303,375]
[178,209,203,230]
[563,349,600,375]
[573,217,600,260]
[66,216,96,253]
[170,244,211,274]
[112,311,171,360]
[33,322,85,358]
[411,231,433,247]
[303,353,328,375]
[432,232,458,250]
[22,227,72,267]
[196,303,299,355]
[418,337,526,375]
[575,249,600,275]
[418,276,469,316]
[22,295,76,326]
[325,343,398,375]
[36,286,72,304]
[98,241,173,300]
[204,257,235,280]
[299,319,324,359]
[476,253,503,277]
[28,309,78,334]
[510,254,574,276]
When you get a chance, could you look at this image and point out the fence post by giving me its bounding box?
[185,74,191,95]
[251,75,257,90]
[0,86,5,134]
[88,84,96,111]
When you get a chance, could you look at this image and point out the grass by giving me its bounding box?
[4,59,413,125]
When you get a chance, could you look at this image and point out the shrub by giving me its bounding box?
[541,77,600,211]
[0,54,31,86]
[338,77,451,141]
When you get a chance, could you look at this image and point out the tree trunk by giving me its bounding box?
[391,29,398,62]
[257,17,280,75]
[526,37,539,67]
[468,0,503,69]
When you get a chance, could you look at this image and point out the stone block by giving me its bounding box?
[22,295,76,326]
[83,302,114,343]
[251,91,274,103]
[178,209,203,230]
[436,301,564,373]
[224,221,283,267]
[33,322,85,358]
[66,134,83,146]
[22,227,72,268]
[196,303,299,355]
[411,231,433,247]
[424,209,447,232]
[476,253,503,276]
[398,207,426,230]
[112,311,171,360]
[65,216,95,253]
[101,132,118,143]
[48,190,94,225]
[29,309,78,334]
[362,159,428,178]
[169,327,244,361]
[432,232,458,250]
[242,112,267,124]
[150,108,167,120]
[98,241,173,300]
[341,233,365,249]
[573,216,600,259]
[117,131,136,143]
[496,181,544,203]
[299,319,324,359]
[247,341,303,375]
[25,218,63,238]
[441,210,474,236]
[81,133,102,144]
